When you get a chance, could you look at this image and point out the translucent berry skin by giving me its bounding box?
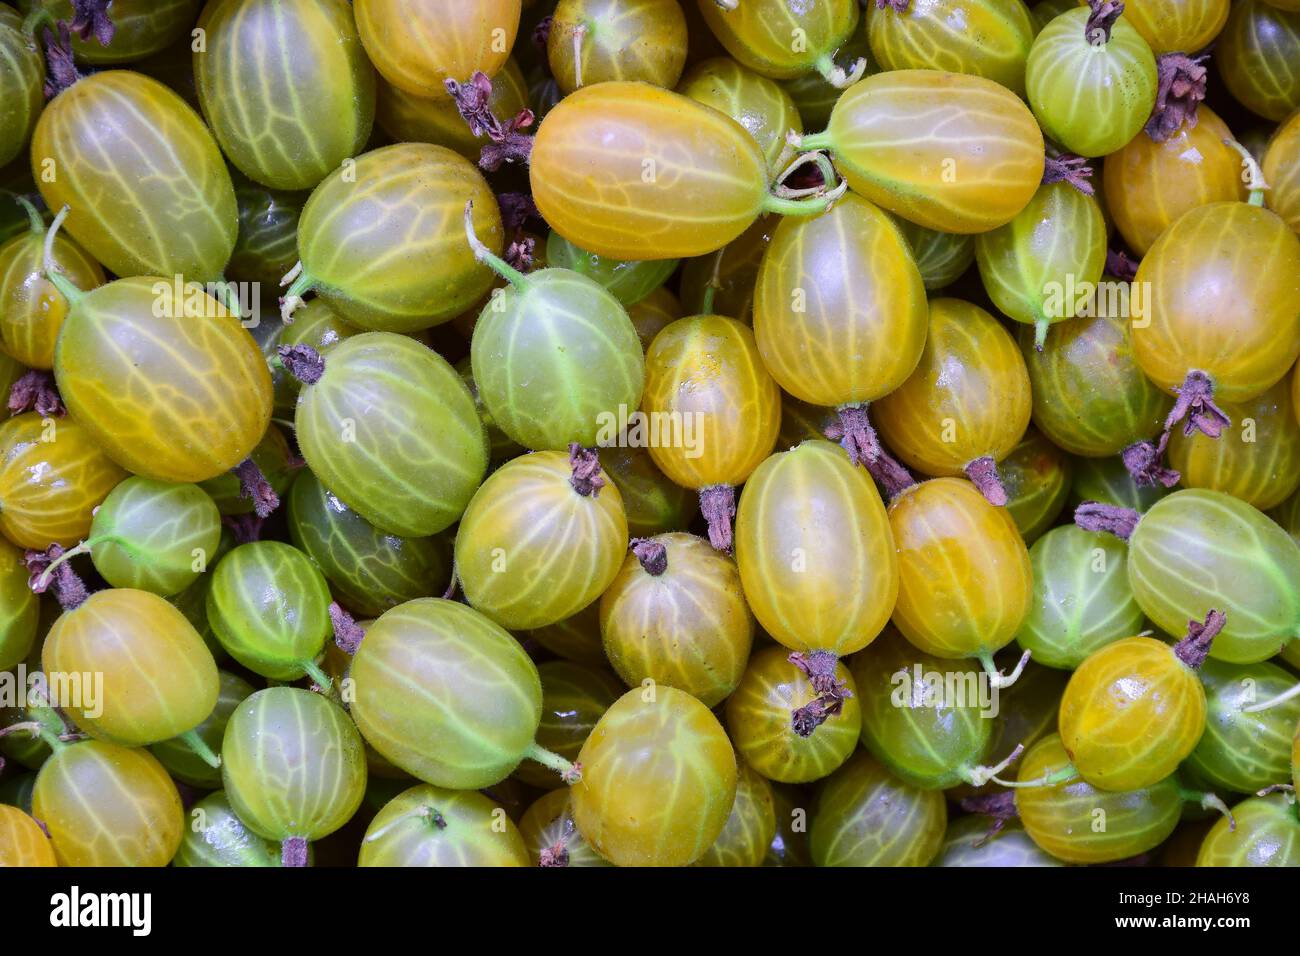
[519,789,612,866]
[295,144,503,332]
[1000,428,1073,544]
[933,817,1063,868]
[695,0,859,79]
[1096,0,1229,54]
[1167,374,1300,511]
[734,441,898,657]
[695,760,776,868]
[1103,106,1245,257]
[0,538,39,671]
[33,740,184,867]
[173,791,284,868]
[600,532,754,707]
[1017,526,1142,670]
[0,212,104,370]
[868,0,1036,96]
[43,588,219,747]
[0,7,43,169]
[0,804,56,866]
[1058,636,1206,791]
[206,541,332,681]
[54,277,272,483]
[549,0,688,94]
[809,750,947,867]
[754,192,928,406]
[354,0,519,99]
[1014,733,1183,864]
[376,59,530,162]
[225,177,304,288]
[725,645,861,784]
[151,670,254,789]
[1132,203,1300,404]
[1025,9,1157,158]
[625,286,682,350]
[851,630,993,789]
[471,269,645,451]
[287,470,450,618]
[1127,489,1300,664]
[195,0,376,191]
[31,0,200,64]
[1218,0,1300,121]
[1184,659,1300,795]
[515,660,623,790]
[889,478,1033,661]
[0,412,127,551]
[359,785,529,867]
[803,70,1045,233]
[602,444,699,538]
[530,82,781,260]
[544,233,678,307]
[874,298,1032,479]
[221,687,367,844]
[892,216,975,292]
[32,71,237,281]
[976,181,1107,343]
[293,332,489,538]
[571,686,738,867]
[1263,110,1300,235]
[1020,290,1172,458]
[350,599,543,790]
[455,451,628,631]
[641,314,780,491]
[87,478,222,595]
[678,215,773,321]
[1196,794,1300,867]
[678,57,803,176]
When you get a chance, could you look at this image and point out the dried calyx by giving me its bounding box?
[277,343,326,386]
[699,484,735,553]
[964,456,1009,507]
[630,538,668,576]
[568,443,606,498]
[330,602,366,655]
[1074,500,1140,541]
[1144,54,1208,143]
[960,790,1018,844]
[8,370,65,417]
[1105,248,1139,281]
[788,650,853,738]
[1121,436,1180,488]
[875,0,911,11]
[1165,369,1231,440]
[1173,609,1226,670]
[538,815,577,868]
[1085,0,1124,45]
[444,72,535,172]
[25,544,89,611]
[230,458,280,518]
[1042,153,1095,196]
[222,513,264,545]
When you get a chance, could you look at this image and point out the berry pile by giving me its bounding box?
[0,0,1298,869]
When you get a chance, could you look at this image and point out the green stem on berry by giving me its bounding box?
[42,205,83,305]
[1177,787,1236,831]
[993,764,1079,789]
[813,51,867,89]
[1243,680,1300,713]
[963,743,1026,788]
[21,6,57,37]
[15,195,43,236]
[279,263,313,323]
[301,659,332,692]
[34,538,97,591]
[524,742,582,784]
[364,805,447,843]
[179,729,221,769]
[1224,140,1268,207]
[978,648,1031,690]
[464,199,530,290]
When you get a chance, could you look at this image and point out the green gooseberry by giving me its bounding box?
[1273,488,1300,548]
[0,538,39,670]
[809,750,947,867]
[455,356,524,465]
[287,469,450,618]
[932,817,1064,867]
[0,770,36,813]
[466,207,646,452]
[150,670,256,789]
[221,687,367,865]
[544,232,678,307]
[1079,489,1300,664]
[53,477,221,596]
[1071,453,1169,514]
[206,540,333,685]
[1016,525,1143,670]
[285,331,488,537]
[601,443,700,538]
[349,598,576,790]
[527,600,608,667]
[976,179,1107,348]
[198,423,298,516]
[892,215,975,292]
[514,660,623,790]
[169,525,236,663]
[358,784,530,867]
[1000,427,1073,545]
[224,175,305,288]
[695,759,778,868]
[173,790,286,867]
[0,6,43,170]
[1183,659,1300,795]
[850,631,1013,790]
[1196,794,1300,867]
